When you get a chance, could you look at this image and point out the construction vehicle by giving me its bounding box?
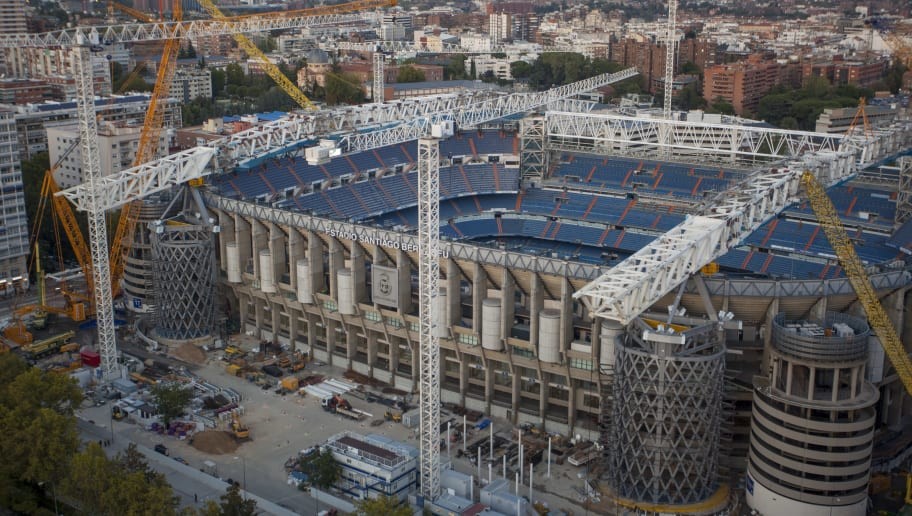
[281,376,300,391]
[231,413,250,440]
[321,395,366,421]
[384,409,402,423]
[226,363,243,376]
[224,345,245,359]
[112,405,127,420]
[20,331,76,360]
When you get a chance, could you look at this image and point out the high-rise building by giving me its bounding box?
[0,0,28,75]
[702,55,781,116]
[0,108,29,291]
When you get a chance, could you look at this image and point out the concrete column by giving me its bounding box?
[447,259,461,328]
[270,301,281,343]
[808,296,828,323]
[289,307,299,351]
[459,354,468,406]
[785,361,793,396]
[217,210,234,269]
[268,223,286,283]
[530,274,543,352]
[762,298,780,376]
[472,263,487,334]
[501,269,515,343]
[512,367,521,425]
[251,220,267,281]
[485,363,494,413]
[832,368,840,402]
[328,239,343,299]
[559,279,573,355]
[367,331,378,375]
[254,297,264,339]
[325,320,337,367]
[307,231,325,294]
[350,241,366,304]
[306,313,317,359]
[567,382,577,433]
[234,215,252,277]
[238,292,249,331]
[288,229,304,289]
[396,249,412,313]
[388,335,399,376]
[539,372,547,428]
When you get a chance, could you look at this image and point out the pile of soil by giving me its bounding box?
[191,430,239,455]
[172,342,207,364]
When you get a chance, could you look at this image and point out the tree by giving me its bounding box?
[211,68,226,96]
[151,383,194,426]
[63,442,179,516]
[396,64,425,83]
[225,63,245,87]
[444,54,468,80]
[354,495,411,516]
[202,484,257,516]
[709,96,735,115]
[510,61,532,79]
[779,116,799,130]
[680,61,701,75]
[299,449,341,490]
[323,72,366,105]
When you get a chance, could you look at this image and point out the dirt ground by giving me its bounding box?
[171,343,207,364]
[191,430,239,455]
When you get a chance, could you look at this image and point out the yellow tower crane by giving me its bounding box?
[801,171,912,396]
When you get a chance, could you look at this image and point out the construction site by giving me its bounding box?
[1,1,912,515]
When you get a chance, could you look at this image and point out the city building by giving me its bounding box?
[170,68,213,102]
[0,79,56,105]
[815,104,897,134]
[0,107,28,291]
[468,56,515,81]
[47,120,170,189]
[0,0,27,75]
[387,80,500,100]
[324,432,418,501]
[702,56,781,115]
[1,94,182,160]
[380,13,412,41]
[802,57,889,88]
[3,46,113,98]
[746,313,878,515]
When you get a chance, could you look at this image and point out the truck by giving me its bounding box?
[231,413,250,440]
[321,395,366,421]
[20,330,76,359]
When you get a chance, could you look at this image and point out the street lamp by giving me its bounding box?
[233,456,246,499]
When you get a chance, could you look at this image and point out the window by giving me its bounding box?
[457,334,478,346]
[569,358,593,371]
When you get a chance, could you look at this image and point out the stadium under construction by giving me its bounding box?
[93,94,912,514]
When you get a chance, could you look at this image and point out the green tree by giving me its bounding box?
[211,68,226,96]
[675,83,706,111]
[396,65,425,83]
[151,383,194,426]
[299,449,341,489]
[226,63,246,86]
[510,60,532,79]
[203,483,257,516]
[63,442,179,516]
[0,354,82,512]
[779,116,799,130]
[354,495,411,516]
[323,72,366,105]
[709,96,735,115]
[255,35,276,53]
[680,61,701,75]
[444,54,468,80]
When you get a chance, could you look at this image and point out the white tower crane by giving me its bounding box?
[373,50,385,102]
[663,0,677,121]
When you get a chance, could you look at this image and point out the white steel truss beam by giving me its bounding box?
[545,111,851,160]
[0,13,368,48]
[222,91,501,163]
[575,158,853,324]
[58,147,217,212]
[334,68,638,154]
[325,40,578,54]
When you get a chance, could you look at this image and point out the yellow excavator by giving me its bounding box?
[231,413,250,440]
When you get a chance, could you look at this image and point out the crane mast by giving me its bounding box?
[802,172,912,395]
[74,44,118,377]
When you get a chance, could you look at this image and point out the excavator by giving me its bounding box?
[231,413,250,440]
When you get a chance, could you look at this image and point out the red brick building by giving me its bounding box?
[801,57,888,88]
[0,79,55,104]
[609,37,716,94]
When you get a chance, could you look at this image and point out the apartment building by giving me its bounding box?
[702,56,781,116]
[0,108,28,290]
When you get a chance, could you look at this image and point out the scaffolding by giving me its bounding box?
[519,115,546,187]
[150,222,216,340]
[611,318,725,506]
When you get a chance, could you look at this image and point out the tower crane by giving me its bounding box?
[1,1,381,377]
[110,0,183,299]
[802,172,912,395]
